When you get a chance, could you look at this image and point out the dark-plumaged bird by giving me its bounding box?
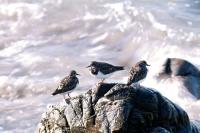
[127,60,150,86]
[52,70,80,99]
[87,61,124,83]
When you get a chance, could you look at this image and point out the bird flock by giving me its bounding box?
[52,60,150,99]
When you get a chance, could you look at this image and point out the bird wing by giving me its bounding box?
[61,76,78,91]
[127,67,141,85]
[96,62,122,74]
[57,76,69,89]
[52,76,78,95]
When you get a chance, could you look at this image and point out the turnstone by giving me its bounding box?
[87,61,124,83]
[127,60,150,86]
[52,70,80,99]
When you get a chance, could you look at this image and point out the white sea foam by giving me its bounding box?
[92,33,108,44]
[147,12,167,31]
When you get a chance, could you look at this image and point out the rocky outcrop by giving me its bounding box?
[158,58,200,99]
[36,83,200,133]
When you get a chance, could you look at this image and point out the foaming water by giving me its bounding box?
[0,0,200,132]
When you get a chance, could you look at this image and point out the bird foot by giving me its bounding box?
[68,93,71,99]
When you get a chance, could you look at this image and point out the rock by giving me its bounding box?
[95,99,133,132]
[159,58,200,77]
[92,83,116,105]
[183,76,200,99]
[157,58,200,99]
[104,84,137,101]
[36,83,200,133]
[150,127,171,133]
[191,120,200,133]
[36,104,69,133]
[64,96,85,133]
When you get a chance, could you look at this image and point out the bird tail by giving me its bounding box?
[52,86,60,96]
[115,66,124,71]
[52,90,58,96]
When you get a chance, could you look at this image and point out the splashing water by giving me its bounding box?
[0,0,200,132]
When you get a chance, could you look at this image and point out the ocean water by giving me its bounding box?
[0,0,200,132]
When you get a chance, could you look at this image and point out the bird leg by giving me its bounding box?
[101,78,105,83]
[96,78,105,87]
[68,93,71,99]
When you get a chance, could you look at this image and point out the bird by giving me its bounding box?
[127,60,150,86]
[52,70,80,99]
[87,61,124,83]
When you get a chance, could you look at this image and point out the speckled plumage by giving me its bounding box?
[127,60,150,86]
[52,70,79,97]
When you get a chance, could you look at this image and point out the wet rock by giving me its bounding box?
[183,76,200,99]
[104,84,136,101]
[36,83,200,133]
[158,58,200,99]
[159,58,200,77]
[150,127,171,133]
[155,92,190,132]
[191,120,200,133]
[92,83,116,105]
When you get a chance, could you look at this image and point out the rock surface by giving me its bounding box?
[159,58,200,77]
[36,104,69,133]
[36,83,200,133]
[158,58,200,99]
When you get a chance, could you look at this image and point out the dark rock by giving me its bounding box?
[92,83,116,105]
[183,76,200,99]
[104,84,136,101]
[157,58,200,99]
[191,120,200,133]
[36,83,200,133]
[150,127,171,133]
[155,92,190,132]
[159,58,200,77]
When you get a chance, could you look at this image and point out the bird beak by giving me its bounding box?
[76,73,80,76]
[146,64,150,66]
[86,65,91,68]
